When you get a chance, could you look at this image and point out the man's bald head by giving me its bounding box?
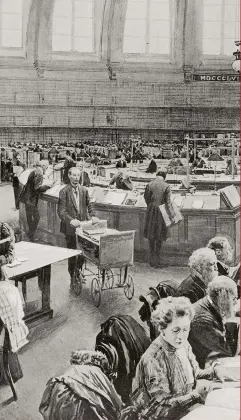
[68,167,81,187]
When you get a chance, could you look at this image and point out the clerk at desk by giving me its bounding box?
[19,160,51,242]
[58,167,98,288]
[109,170,133,191]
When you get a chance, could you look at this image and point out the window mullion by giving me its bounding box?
[0,1,2,47]
[221,0,225,55]
[169,0,172,56]
[92,0,95,53]
[146,0,150,54]
[21,0,24,49]
[71,0,75,51]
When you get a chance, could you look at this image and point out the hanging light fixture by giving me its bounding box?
[232,41,240,73]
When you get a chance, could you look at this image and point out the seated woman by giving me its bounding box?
[188,277,239,369]
[121,297,221,420]
[39,350,123,420]
[146,159,157,174]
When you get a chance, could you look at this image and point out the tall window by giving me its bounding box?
[203,0,240,55]
[0,0,23,48]
[123,0,171,55]
[52,0,94,53]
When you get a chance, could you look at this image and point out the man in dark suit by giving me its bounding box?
[19,160,50,242]
[116,155,127,169]
[188,277,238,368]
[144,171,173,268]
[176,248,218,303]
[62,151,75,184]
[57,167,98,286]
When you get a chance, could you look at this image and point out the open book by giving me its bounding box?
[220,185,240,209]
[182,405,239,420]
[205,388,240,411]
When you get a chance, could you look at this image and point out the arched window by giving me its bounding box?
[0,0,23,48]
[52,0,94,53]
[203,0,240,55]
[123,0,171,56]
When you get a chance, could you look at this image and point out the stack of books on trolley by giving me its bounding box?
[81,220,108,237]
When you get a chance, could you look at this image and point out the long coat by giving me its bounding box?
[57,184,95,237]
[18,167,49,207]
[144,177,171,241]
[39,364,122,420]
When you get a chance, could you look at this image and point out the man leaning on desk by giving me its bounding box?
[57,167,98,288]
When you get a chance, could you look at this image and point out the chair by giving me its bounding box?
[0,324,18,401]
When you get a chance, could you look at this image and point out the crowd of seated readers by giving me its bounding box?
[38,255,239,420]
[0,220,237,420]
[139,236,240,337]
[120,297,226,420]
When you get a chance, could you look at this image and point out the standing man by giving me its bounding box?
[19,160,50,242]
[57,167,98,287]
[12,157,26,210]
[144,170,173,268]
[62,150,75,184]
[72,143,89,162]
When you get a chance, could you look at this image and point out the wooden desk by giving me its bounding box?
[3,242,81,327]
[182,357,240,420]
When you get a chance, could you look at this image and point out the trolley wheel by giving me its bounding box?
[91,277,101,307]
[105,269,114,289]
[72,269,83,296]
[123,275,134,300]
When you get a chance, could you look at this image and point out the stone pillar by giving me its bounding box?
[183,0,203,80]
